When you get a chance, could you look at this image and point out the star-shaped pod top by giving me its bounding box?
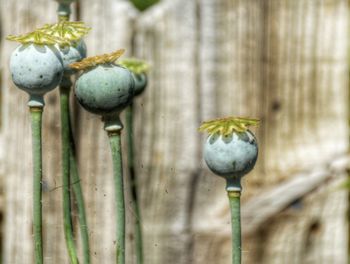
[199,117,259,136]
[70,49,125,71]
[39,21,91,43]
[119,58,150,75]
[7,29,70,46]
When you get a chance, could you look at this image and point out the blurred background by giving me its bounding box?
[0,0,349,263]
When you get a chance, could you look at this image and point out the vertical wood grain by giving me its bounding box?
[77,0,136,262]
[1,0,348,263]
[134,0,348,263]
[133,1,200,263]
[1,1,66,263]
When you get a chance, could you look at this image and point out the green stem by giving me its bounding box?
[228,191,241,264]
[57,2,71,21]
[60,78,91,263]
[56,4,90,263]
[126,103,144,264]
[70,140,90,264]
[60,85,79,264]
[108,130,126,264]
[30,107,43,264]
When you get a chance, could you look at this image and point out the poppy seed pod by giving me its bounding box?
[204,130,258,179]
[75,64,134,115]
[76,40,87,58]
[59,40,87,75]
[119,58,149,97]
[132,73,148,96]
[200,117,259,190]
[10,43,64,96]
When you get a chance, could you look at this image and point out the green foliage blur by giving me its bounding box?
[129,0,159,11]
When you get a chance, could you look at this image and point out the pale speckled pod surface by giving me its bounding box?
[59,40,87,75]
[10,44,64,95]
[75,64,135,115]
[204,130,258,178]
[133,72,147,96]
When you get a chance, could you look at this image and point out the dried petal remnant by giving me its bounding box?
[70,49,125,70]
[199,117,259,136]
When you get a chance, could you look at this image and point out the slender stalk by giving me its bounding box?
[125,103,144,264]
[228,191,241,264]
[60,76,90,263]
[56,4,90,263]
[70,139,90,264]
[60,84,79,264]
[30,107,43,264]
[57,2,71,21]
[108,131,126,264]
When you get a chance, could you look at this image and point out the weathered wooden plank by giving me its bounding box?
[242,155,350,236]
[76,0,136,262]
[133,1,200,263]
[191,0,264,262]
[0,1,136,262]
[1,0,348,263]
[256,176,348,264]
[1,1,66,263]
[189,0,349,263]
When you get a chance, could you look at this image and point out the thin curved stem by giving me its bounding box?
[70,142,90,264]
[126,103,144,264]
[56,4,90,263]
[61,79,90,263]
[60,85,79,264]
[30,107,43,264]
[228,191,241,264]
[108,131,126,264]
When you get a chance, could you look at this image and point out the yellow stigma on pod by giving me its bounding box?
[199,117,259,136]
[39,21,91,43]
[119,58,150,74]
[69,49,126,71]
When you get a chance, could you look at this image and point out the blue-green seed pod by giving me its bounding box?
[10,44,64,96]
[75,65,135,115]
[59,40,87,75]
[76,40,87,59]
[204,130,258,179]
[132,73,148,96]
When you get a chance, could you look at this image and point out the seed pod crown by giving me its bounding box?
[7,29,70,46]
[119,58,150,74]
[39,21,91,43]
[199,117,259,136]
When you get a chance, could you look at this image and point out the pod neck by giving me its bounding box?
[57,3,71,21]
[60,75,72,90]
[103,114,123,135]
[226,177,242,193]
[28,94,45,108]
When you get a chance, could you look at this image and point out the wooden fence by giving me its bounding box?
[0,0,349,263]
